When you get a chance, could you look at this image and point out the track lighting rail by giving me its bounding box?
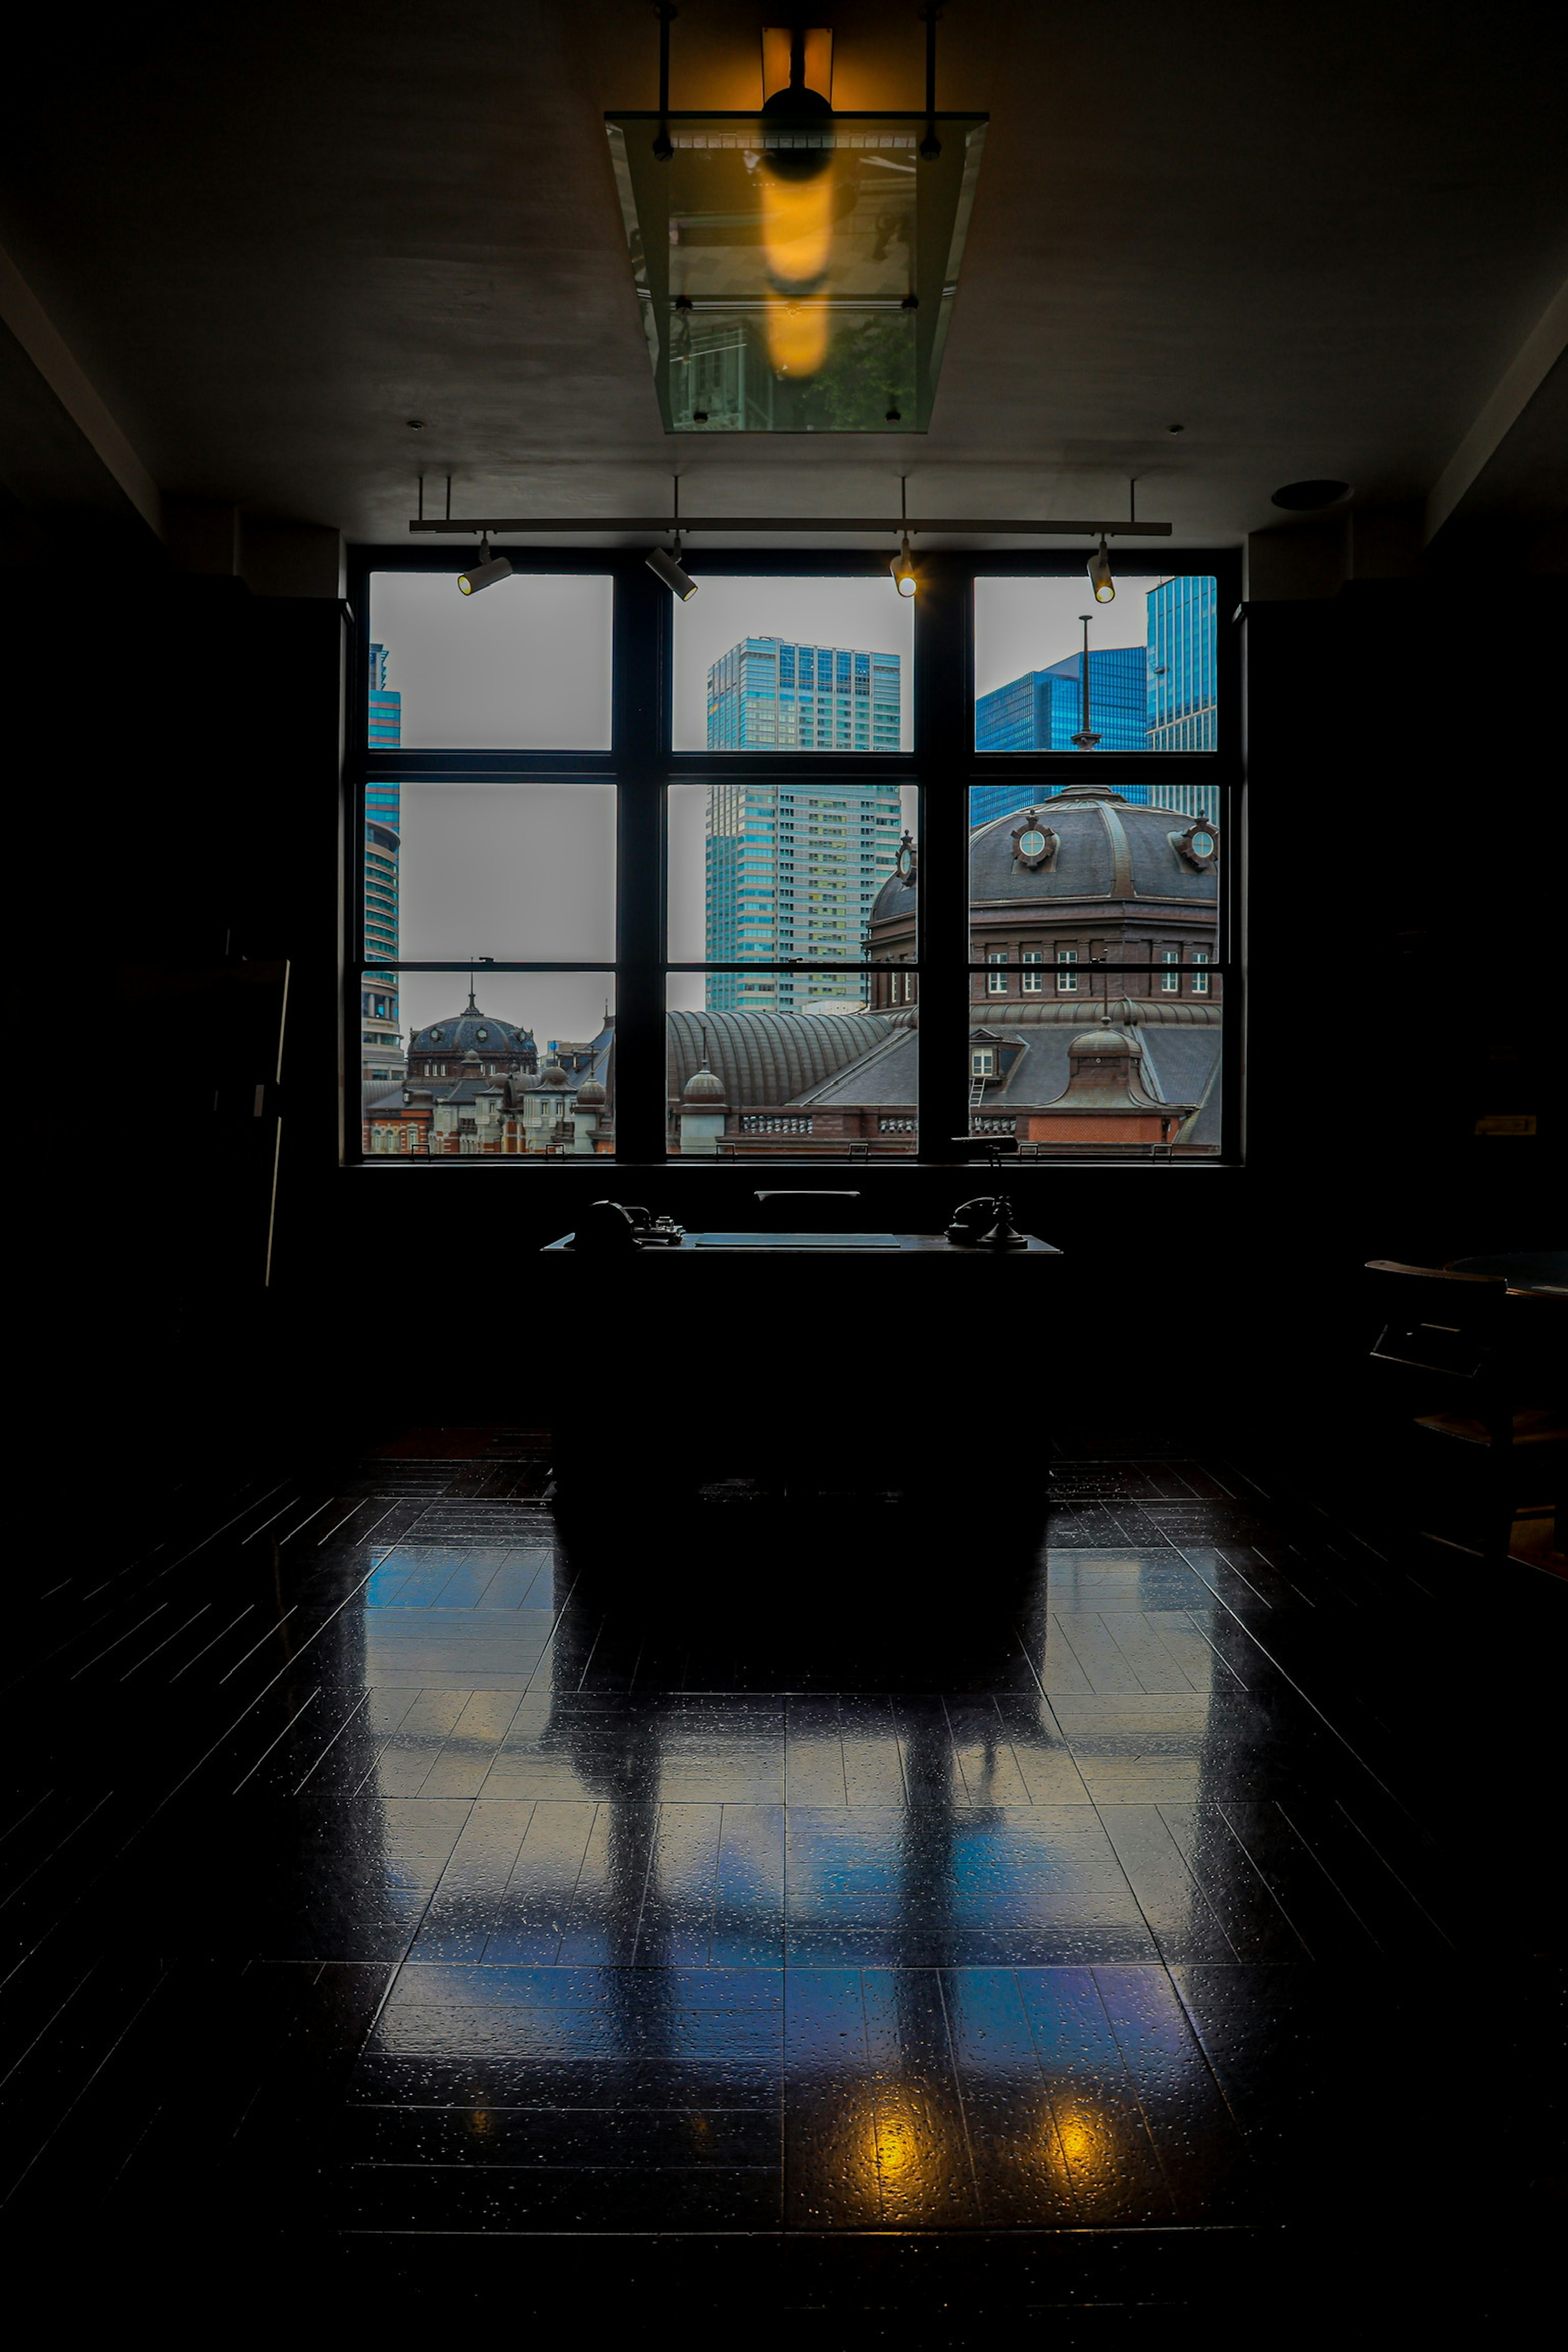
[407,515,1172,538]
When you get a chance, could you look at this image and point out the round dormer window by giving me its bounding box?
[1189,829,1215,860]
[1018,828,1047,858]
[429,1028,443,1043]
[475,1027,489,1041]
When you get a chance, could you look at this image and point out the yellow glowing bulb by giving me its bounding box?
[891,537,918,595]
[767,298,830,376]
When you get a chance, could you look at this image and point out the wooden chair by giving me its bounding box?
[1364,1261,1566,1565]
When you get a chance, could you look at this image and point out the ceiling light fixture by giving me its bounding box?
[606,9,986,434]
[457,535,513,595]
[647,543,699,600]
[646,477,699,601]
[1271,479,1352,510]
[1088,535,1115,604]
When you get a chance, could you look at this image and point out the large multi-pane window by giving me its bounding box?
[349,548,1239,1165]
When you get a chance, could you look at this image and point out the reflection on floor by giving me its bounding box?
[5,1424,1562,2317]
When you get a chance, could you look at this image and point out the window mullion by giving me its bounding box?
[915,555,971,1159]
[612,559,667,1162]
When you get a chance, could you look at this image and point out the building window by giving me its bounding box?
[352,546,1236,1166]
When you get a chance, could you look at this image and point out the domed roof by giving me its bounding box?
[682,1064,726,1105]
[870,784,1219,923]
[576,1074,606,1105]
[537,1059,572,1089]
[1069,1025,1134,1056]
[409,996,535,1056]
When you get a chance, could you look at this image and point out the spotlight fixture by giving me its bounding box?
[457,536,513,595]
[1088,535,1116,604]
[889,476,918,595]
[647,541,699,601]
[647,476,699,601]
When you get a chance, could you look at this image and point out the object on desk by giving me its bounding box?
[949,1134,1020,1174]
[980,1194,1027,1250]
[570,1198,639,1254]
[694,1232,898,1248]
[947,1194,1023,1247]
[753,1189,863,1232]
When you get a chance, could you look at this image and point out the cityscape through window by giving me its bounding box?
[354,553,1234,1163]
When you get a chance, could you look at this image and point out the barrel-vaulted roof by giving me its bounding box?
[666,1008,886,1109]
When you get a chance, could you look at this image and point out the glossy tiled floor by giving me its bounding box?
[5,1424,1563,2321]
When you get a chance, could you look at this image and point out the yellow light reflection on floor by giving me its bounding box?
[1051,2096,1123,2203]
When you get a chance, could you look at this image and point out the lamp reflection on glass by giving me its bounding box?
[760,162,835,285]
[1088,534,1116,604]
[767,298,831,376]
[758,24,836,379]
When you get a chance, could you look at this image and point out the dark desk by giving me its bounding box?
[542,1229,1063,1500]
[543,1230,1062,1257]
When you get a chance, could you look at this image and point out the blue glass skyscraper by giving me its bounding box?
[363,644,403,1084]
[1145,576,1218,821]
[706,636,902,751]
[973,647,1150,825]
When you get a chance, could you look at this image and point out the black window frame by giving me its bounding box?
[345,543,1243,1170]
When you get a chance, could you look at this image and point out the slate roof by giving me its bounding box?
[871,788,1219,923]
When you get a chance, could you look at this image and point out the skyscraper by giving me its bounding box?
[707,637,902,752]
[704,637,904,1013]
[972,646,1150,826]
[1145,575,1219,821]
[705,784,904,1013]
[363,643,403,1087]
[975,646,1149,755]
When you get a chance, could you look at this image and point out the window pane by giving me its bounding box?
[379,782,615,963]
[971,575,1218,780]
[363,975,616,1157]
[666,983,916,1158]
[958,991,1224,1159]
[673,577,913,752]
[668,780,916,1001]
[367,572,612,748]
[965,782,1223,1153]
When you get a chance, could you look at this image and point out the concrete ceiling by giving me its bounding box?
[1,0,1565,547]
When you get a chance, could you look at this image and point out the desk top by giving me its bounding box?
[544,1230,1062,1257]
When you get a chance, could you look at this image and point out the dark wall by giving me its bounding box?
[13,556,1560,1501]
